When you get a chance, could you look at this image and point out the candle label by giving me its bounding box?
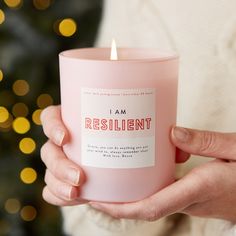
[81,88,156,168]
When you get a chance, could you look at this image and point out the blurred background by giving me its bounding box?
[0,0,102,235]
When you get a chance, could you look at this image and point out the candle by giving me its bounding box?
[59,42,178,202]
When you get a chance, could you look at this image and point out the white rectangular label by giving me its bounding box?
[81,88,156,169]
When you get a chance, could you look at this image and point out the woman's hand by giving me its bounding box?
[39,106,189,206]
[89,127,236,223]
[40,105,86,206]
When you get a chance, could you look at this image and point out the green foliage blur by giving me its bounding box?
[0,0,102,235]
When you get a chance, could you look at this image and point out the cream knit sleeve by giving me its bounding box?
[60,204,172,236]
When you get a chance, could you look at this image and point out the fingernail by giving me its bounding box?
[173,127,190,142]
[67,168,80,186]
[53,129,65,146]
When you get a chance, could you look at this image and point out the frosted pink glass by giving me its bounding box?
[59,48,179,203]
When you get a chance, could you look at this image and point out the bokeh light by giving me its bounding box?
[20,206,37,221]
[13,117,30,134]
[4,0,22,8]
[19,138,36,154]
[32,109,42,125]
[0,113,13,132]
[59,18,77,37]
[33,0,52,10]
[20,167,37,184]
[13,80,30,96]
[0,10,5,25]
[0,70,3,81]
[4,198,21,214]
[0,106,9,123]
[37,93,53,108]
[12,103,29,117]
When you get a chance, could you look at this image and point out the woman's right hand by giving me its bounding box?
[40,105,86,206]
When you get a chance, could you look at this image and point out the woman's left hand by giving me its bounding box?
[89,127,236,222]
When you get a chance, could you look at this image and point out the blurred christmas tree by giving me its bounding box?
[0,0,102,235]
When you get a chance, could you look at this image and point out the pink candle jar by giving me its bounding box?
[59,48,178,202]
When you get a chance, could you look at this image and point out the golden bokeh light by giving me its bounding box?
[12,102,29,117]
[4,198,21,214]
[19,138,36,154]
[59,18,77,37]
[0,113,13,132]
[33,0,51,10]
[13,80,30,96]
[0,10,5,25]
[13,117,30,134]
[20,167,37,184]
[0,106,9,123]
[20,206,37,221]
[0,70,3,81]
[37,93,53,108]
[32,109,42,125]
[4,0,22,8]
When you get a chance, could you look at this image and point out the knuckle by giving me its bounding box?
[56,184,70,200]
[44,169,50,185]
[45,173,65,198]
[40,109,47,124]
[51,158,61,177]
[40,141,52,163]
[41,141,63,178]
[42,186,49,202]
[199,131,217,154]
[40,105,56,122]
[42,186,62,206]
[40,142,49,162]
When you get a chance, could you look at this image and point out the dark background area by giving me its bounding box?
[0,0,102,235]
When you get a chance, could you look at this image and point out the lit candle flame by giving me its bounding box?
[110,39,118,60]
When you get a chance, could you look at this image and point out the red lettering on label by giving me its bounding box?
[146,118,151,129]
[93,118,99,130]
[85,118,92,129]
[135,119,144,130]
[109,119,113,131]
[114,119,121,131]
[127,119,135,130]
[101,119,108,130]
[122,120,126,131]
[84,118,152,131]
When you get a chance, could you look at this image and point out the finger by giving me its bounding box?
[41,140,85,186]
[89,171,203,221]
[44,169,79,201]
[42,186,87,206]
[40,105,69,146]
[176,148,190,163]
[171,126,236,161]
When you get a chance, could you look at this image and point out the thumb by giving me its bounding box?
[171,126,236,160]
